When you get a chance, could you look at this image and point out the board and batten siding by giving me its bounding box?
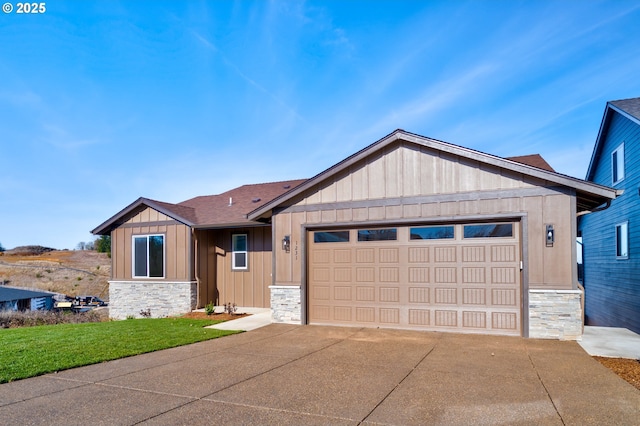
[195,227,272,309]
[274,143,577,291]
[111,207,192,281]
[580,111,640,333]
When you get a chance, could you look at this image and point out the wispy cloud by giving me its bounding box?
[191,31,306,124]
[41,124,101,151]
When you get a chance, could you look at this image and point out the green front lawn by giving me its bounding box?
[0,318,240,383]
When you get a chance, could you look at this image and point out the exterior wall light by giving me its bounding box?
[282,235,291,252]
[546,224,554,247]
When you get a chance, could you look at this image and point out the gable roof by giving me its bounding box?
[0,286,55,303]
[92,179,306,235]
[586,97,640,181]
[248,129,618,220]
[506,154,555,172]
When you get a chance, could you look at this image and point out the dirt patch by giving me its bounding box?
[0,250,110,300]
[181,311,249,322]
[594,357,640,391]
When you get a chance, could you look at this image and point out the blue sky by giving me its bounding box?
[2,0,640,250]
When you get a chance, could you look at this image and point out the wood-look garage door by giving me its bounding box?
[308,223,522,336]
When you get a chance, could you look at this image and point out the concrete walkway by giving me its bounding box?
[207,307,271,331]
[579,326,640,359]
[1,324,638,425]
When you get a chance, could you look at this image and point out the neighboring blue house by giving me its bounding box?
[579,97,640,334]
[0,286,55,311]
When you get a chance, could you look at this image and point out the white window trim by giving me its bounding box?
[612,143,625,185]
[132,234,166,278]
[232,234,248,270]
[615,222,629,260]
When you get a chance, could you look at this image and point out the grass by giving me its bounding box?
[0,318,240,383]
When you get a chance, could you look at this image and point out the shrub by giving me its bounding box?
[205,302,216,315]
[224,302,237,315]
[0,309,103,329]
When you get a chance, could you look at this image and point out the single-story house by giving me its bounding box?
[579,97,640,334]
[0,286,55,311]
[93,129,618,340]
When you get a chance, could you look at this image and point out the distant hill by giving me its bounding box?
[4,245,57,255]
[0,250,110,300]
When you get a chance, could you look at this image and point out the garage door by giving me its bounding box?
[308,222,522,336]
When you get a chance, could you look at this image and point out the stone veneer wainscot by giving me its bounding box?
[109,281,197,319]
[270,285,301,324]
[529,289,583,340]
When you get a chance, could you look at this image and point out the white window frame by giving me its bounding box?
[612,143,625,185]
[615,222,629,259]
[132,234,165,278]
[232,234,248,270]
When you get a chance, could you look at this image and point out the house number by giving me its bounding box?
[295,242,298,260]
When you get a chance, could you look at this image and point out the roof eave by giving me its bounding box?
[91,197,195,235]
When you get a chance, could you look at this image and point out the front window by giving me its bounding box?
[616,222,628,259]
[612,143,625,185]
[232,234,248,270]
[133,235,164,278]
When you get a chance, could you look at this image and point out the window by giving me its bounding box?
[133,235,164,278]
[357,228,397,241]
[612,143,625,185]
[232,234,248,270]
[464,223,513,238]
[616,222,628,259]
[314,231,350,243]
[410,226,454,240]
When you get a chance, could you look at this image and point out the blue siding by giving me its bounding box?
[579,111,640,334]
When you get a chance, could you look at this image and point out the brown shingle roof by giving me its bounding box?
[505,154,555,172]
[610,97,640,121]
[179,179,307,227]
[91,179,307,235]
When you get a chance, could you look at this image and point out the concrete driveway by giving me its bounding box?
[0,324,638,425]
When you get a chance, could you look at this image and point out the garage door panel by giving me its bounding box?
[463,311,487,328]
[462,288,486,305]
[356,286,375,301]
[409,287,430,303]
[435,267,456,283]
[308,223,522,336]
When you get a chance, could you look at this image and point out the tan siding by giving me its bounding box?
[275,214,292,283]
[368,153,386,199]
[125,207,171,224]
[196,227,272,308]
[351,163,369,200]
[523,196,543,286]
[320,181,337,203]
[385,146,402,197]
[542,194,572,288]
[291,211,305,284]
[111,213,190,282]
[336,171,352,202]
